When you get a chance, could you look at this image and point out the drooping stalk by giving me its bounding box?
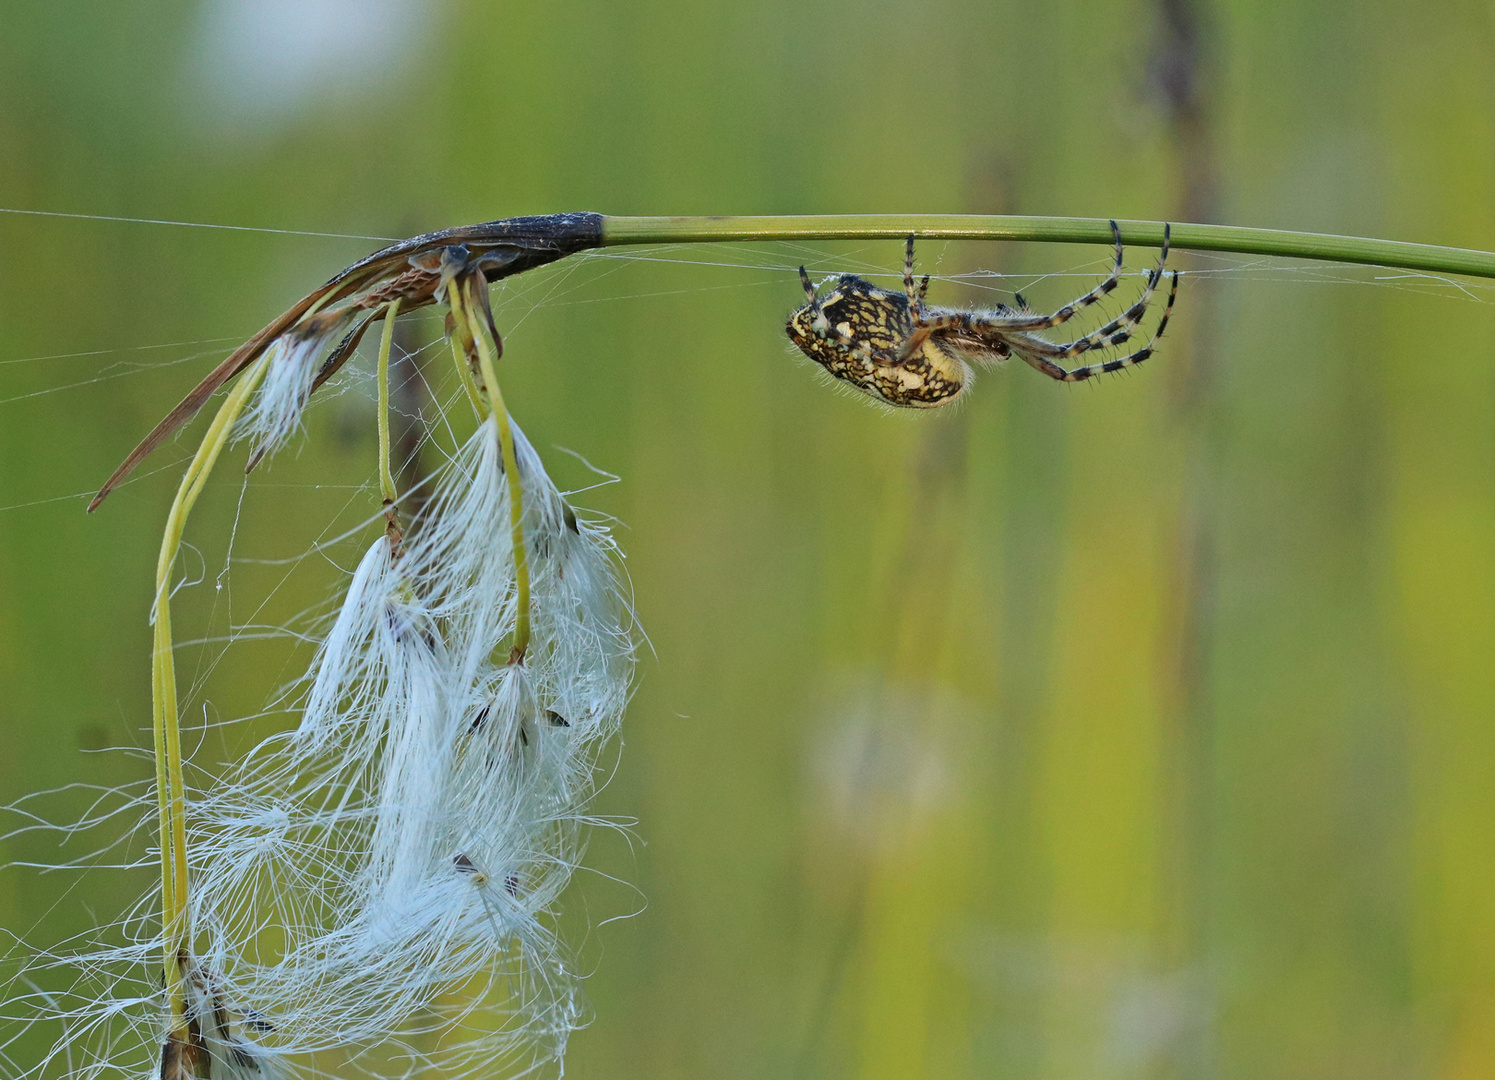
[375,298,404,544]
[151,352,271,1024]
[375,299,401,506]
[447,278,531,663]
[600,214,1495,280]
[448,311,486,416]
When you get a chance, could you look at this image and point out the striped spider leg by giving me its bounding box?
[918,222,1179,383]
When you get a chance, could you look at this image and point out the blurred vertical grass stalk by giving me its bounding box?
[1150,0,1221,1074]
[850,423,981,1080]
[1380,13,1495,1071]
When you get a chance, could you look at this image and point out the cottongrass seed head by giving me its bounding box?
[3,416,635,1080]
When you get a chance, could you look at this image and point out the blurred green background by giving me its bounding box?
[3,1,1495,1078]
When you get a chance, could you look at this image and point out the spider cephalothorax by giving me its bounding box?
[786,221,1179,408]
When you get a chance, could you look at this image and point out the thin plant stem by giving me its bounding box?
[448,279,531,664]
[376,298,402,507]
[599,214,1495,280]
[151,351,271,1025]
[375,297,406,550]
[448,311,486,416]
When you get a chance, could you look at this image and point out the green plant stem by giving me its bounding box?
[448,279,532,664]
[151,351,271,1027]
[601,215,1495,280]
[376,298,402,508]
[448,315,486,416]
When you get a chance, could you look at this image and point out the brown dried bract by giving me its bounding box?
[89,213,604,512]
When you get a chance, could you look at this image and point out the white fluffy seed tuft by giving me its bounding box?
[234,318,352,461]
[4,416,635,1080]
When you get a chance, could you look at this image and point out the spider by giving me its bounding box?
[785,221,1179,408]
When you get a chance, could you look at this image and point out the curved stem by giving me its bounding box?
[447,308,486,417]
[447,279,531,664]
[376,298,402,507]
[601,214,1495,280]
[375,298,406,551]
[151,352,271,1025]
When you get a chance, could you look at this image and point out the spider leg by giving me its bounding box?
[1006,272,1162,358]
[889,239,954,363]
[977,219,1128,332]
[904,220,1128,340]
[903,235,922,316]
[984,223,1173,360]
[798,266,832,336]
[798,265,819,306]
[894,311,964,365]
[1012,271,1179,382]
[899,302,1023,364]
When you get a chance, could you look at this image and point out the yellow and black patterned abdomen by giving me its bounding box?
[786,275,968,408]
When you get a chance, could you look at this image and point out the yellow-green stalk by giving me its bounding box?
[151,352,271,1025]
[375,298,406,549]
[447,279,531,664]
[375,299,401,506]
[446,302,486,416]
[600,214,1495,279]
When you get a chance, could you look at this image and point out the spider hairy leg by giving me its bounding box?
[798,265,831,336]
[1005,222,1173,360]
[1011,268,1180,382]
[891,220,1130,368]
[900,235,933,319]
[960,218,1127,334]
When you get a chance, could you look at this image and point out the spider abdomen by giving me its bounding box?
[786,274,968,408]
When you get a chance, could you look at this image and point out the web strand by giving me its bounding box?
[0,205,397,242]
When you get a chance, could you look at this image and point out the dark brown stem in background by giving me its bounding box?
[1150,0,1221,1072]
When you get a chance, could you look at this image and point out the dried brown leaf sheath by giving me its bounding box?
[88,213,604,512]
